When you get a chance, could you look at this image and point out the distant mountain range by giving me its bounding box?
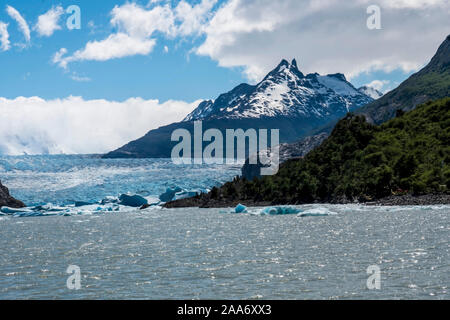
[104,59,375,158]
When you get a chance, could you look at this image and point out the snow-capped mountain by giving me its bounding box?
[358,85,384,99]
[185,59,374,122]
[104,59,375,159]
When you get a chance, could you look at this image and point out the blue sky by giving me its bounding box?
[0,0,448,155]
[0,0,248,101]
[1,0,445,102]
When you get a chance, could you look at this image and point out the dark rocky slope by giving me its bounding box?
[0,180,25,208]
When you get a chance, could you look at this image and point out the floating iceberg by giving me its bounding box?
[1,206,33,214]
[74,201,94,207]
[235,204,248,213]
[260,207,301,215]
[159,187,183,203]
[119,194,148,207]
[145,197,161,206]
[33,204,66,212]
[174,190,201,201]
[298,207,337,217]
[101,196,119,205]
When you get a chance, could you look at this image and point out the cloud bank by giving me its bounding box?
[196,0,450,81]
[51,0,449,82]
[0,96,199,155]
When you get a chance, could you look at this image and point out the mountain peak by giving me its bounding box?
[277,59,290,68]
[184,58,373,122]
[328,73,347,82]
[291,59,298,68]
[275,58,300,71]
[421,34,450,73]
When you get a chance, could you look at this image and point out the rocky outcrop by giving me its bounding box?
[366,194,450,206]
[0,180,25,208]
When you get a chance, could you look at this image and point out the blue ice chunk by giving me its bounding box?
[119,194,148,207]
[175,191,200,201]
[159,187,183,202]
[1,206,32,214]
[101,196,119,205]
[235,203,247,213]
[74,201,93,207]
[33,204,65,212]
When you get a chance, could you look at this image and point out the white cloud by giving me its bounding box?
[363,0,449,9]
[175,0,217,36]
[54,3,174,68]
[0,96,199,155]
[54,1,218,68]
[6,5,30,42]
[196,0,450,82]
[365,80,390,92]
[0,22,10,51]
[54,33,156,68]
[70,73,91,82]
[35,6,64,37]
[50,0,449,80]
[111,2,177,38]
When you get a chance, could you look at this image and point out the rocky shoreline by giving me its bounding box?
[0,180,25,209]
[164,193,450,208]
[365,194,450,206]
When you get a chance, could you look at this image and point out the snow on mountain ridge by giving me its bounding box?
[358,85,384,99]
[184,59,374,121]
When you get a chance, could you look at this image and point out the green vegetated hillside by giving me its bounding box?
[213,97,450,204]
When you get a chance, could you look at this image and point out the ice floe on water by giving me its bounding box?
[159,187,208,203]
[235,204,248,213]
[228,204,332,216]
[298,207,337,217]
[225,203,449,217]
[0,185,206,218]
[1,201,449,219]
[0,193,160,218]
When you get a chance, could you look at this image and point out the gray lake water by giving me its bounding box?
[0,204,448,299]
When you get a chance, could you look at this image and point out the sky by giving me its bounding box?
[0,0,448,155]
